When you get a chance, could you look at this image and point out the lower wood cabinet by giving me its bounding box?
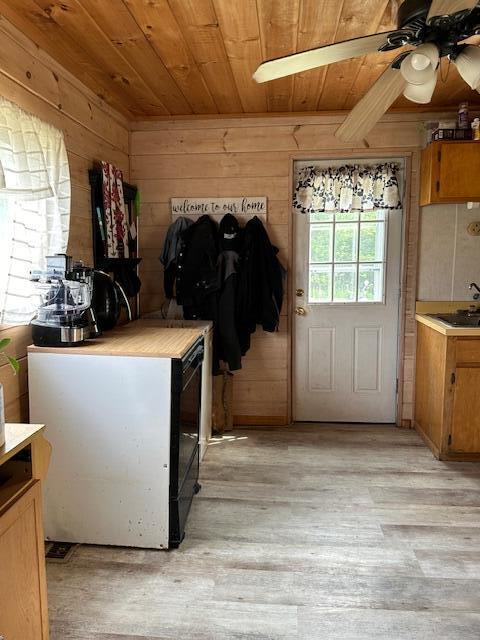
[415,322,480,460]
[0,426,50,640]
[0,481,49,640]
[451,368,480,453]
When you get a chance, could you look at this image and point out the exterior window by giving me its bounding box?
[0,96,70,325]
[308,210,387,304]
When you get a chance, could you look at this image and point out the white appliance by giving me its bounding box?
[28,334,204,549]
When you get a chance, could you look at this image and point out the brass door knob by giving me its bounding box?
[294,306,306,316]
[296,288,304,297]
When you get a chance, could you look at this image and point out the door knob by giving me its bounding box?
[296,288,304,297]
[295,306,306,316]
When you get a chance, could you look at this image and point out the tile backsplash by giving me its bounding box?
[418,203,480,300]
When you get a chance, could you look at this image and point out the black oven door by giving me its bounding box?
[169,337,203,547]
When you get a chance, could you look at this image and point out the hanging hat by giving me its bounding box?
[219,213,241,252]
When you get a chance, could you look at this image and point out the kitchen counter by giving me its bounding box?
[28,319,204,359]
[415,313,480,336]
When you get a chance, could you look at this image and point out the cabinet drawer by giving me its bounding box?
[456,339,480,365]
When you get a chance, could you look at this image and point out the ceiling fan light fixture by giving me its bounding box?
[411,52,431,71]
[453,45,480,89]
[403,71,438,103]
[400,43,439,84]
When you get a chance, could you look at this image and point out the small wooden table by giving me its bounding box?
[0,423,51,640]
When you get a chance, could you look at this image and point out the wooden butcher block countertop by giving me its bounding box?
[28,320,203,359]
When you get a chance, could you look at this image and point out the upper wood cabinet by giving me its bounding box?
[420,140,480,206]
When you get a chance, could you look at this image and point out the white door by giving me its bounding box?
[293,159,403,423]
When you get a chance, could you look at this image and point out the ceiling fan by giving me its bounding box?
[253,0,480,142]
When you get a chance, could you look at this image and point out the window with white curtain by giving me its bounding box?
[0,97,71,325]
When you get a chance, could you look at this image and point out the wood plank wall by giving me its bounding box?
[0,17,129,423]
[130,113,429,426]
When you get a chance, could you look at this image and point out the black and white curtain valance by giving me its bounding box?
[293,163,402,215]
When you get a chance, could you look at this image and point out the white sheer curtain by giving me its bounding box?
[0,97,71,324]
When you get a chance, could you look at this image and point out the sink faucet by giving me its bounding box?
[469,282,480,300]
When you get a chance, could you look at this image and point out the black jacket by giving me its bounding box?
[236,216,285,355]
[217,214,242,371]
[176,214,220,315]
[159,216,193,299]
[176,215,221,372]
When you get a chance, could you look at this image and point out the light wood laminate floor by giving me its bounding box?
[47,424,480,639]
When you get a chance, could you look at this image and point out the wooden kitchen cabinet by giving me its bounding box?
[451,368,480,452]
[420,140,480,206]
[0,424,51,640]
[415,321,480,460]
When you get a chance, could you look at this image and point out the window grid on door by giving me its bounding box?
[308,210,387,304]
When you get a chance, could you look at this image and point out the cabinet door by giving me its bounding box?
[0,481,49,640]
[451,368,480,452]
[438,142,480,201]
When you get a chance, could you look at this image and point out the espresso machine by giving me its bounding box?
[31,254,100,347]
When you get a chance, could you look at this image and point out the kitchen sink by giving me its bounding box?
[430,313,480,327]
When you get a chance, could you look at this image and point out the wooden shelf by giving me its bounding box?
[0,477,34,514]
[0,423,45,467]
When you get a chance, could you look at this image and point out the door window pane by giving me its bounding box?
[335,211,359,222]
[310,224,333,263]
[360,210,385,221]
[310,211,333,223]
[334,223,358,262]
[306,209,388,304]
[358,264,384,302]
[309,265,332,302]
[359,222,385,262]
[333,264,356,302]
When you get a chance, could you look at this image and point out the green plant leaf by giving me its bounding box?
[0,338,11,350]
[6,356,20,375]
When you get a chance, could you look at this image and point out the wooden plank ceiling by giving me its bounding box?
[1,0,479,118]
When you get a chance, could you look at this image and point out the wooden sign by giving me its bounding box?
[170,197,267,222]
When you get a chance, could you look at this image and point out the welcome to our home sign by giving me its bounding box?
[170,197,267,222]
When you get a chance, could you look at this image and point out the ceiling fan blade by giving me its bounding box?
[335,65,406,143]
[427,0,478,23]
[459,34,480,45]
[253,32,395,83]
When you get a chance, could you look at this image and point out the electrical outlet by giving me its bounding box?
[467,222,480,236]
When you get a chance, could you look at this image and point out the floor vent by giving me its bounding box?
[45,541,79,562]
